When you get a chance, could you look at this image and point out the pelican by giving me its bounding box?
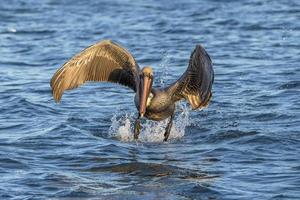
[50,40,214,141]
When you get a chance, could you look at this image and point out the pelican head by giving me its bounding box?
[139,67,153,117]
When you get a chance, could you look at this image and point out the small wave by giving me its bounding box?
[238,134,282,145]
[207,130,259,143]
[0,158,29,170]
[85,162,215,180]
[278,81,300,90]
[0,123,24,131]
[214,19,239,26]
[241,24,272,31]
[0,60,42,67]
[3,29,56,35]
[108,104,191,143]
[3,97,59,117]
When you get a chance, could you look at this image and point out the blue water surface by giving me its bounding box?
[0,0,300,199]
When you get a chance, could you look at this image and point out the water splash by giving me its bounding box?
[157,51,171,87]
[108,103,191,143]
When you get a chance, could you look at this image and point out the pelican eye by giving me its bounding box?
[144,73,153,79]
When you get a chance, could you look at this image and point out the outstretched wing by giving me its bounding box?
[166,44,214,109]
[50,40,140,102]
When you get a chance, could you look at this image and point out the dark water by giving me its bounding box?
[1,0,300,199]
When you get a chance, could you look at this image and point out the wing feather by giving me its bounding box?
[167,44,214,110]
[50,40,139,102]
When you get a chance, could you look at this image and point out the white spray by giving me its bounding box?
[108,103,191,143]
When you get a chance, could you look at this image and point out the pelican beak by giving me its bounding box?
[139,73,152,118]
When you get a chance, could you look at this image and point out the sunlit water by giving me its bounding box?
[0,0,300,199]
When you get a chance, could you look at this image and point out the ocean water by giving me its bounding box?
[0,0,300,199]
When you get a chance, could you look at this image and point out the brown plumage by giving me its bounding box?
[50,40,214,141]
[167,45,214,110]
[50,40,139,102]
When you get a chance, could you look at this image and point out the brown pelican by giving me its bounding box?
[50,40,214,141]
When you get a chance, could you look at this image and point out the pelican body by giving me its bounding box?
[136,88,175,121]
[51,40,214,141]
